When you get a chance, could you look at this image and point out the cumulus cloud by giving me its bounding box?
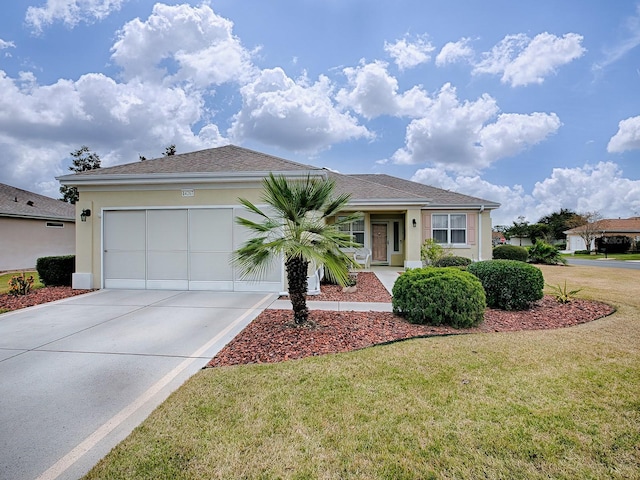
[0,69,228,196]
[435,38,474,66]
[392,83,561,172]
[608,115,640,152]
[26,0,127,32]
[336,60,431,118]
[474,32,585,86]
[110,3,256,87]
[411,161,640,225]
[384,34,435,70]
[229,67,372,152]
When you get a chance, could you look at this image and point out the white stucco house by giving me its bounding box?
[58,145,500,292]
[0,183,75,271]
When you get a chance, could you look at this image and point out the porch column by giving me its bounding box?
[404,208,423,269]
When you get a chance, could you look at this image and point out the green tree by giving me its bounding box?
[505,216,530,245]
[59,146,101,204]
[537,208,578,242]
[234,174,359,325]
[163,144,176,156]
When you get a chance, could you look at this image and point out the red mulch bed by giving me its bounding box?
[209,272,615,368]
[0,287,92,312]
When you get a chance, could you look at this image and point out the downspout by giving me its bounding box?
[478,205,485,261]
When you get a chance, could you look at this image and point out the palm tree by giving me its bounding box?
[234,173,360,325]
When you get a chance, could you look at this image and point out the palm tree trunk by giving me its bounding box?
[285,255,309,325]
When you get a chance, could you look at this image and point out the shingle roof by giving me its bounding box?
[0,183,75,221]
[565,217,640,234]
[348,173,500,207]
[58,145,499,209]
[65,145,318,177]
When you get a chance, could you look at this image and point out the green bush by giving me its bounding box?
[527,241,567,265]
[36,255,75,287]
[574,249,590,255]
[468,260,544,311]
[432,255,472,267]
[492,244,528,262]
[392,268,485,328]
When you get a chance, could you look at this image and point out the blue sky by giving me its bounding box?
[1,0,639,225]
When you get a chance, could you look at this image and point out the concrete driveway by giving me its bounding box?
[0,289,276,480]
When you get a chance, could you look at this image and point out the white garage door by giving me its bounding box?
[103,208,282,292]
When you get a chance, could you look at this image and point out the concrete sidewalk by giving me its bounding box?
[269,267,399,312]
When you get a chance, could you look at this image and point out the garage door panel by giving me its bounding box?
[104,251,145,279]
[147,210,188,250]
[147,251,188,280]
[104,211,146,250]
[190,209,232,251]
[190,252,233,281]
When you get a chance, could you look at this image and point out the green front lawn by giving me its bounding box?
[85,266,640,479]
[0,271,42,295]
[565,252,640,261]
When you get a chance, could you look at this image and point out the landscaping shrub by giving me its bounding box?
[492,244,528,262]
[420,238,445,265]
[468,260,544,311]
[392,267,485,328]
[432,255,472,268]
[574,249,590,255]
[527,241,567,265]
[36,255,75,287]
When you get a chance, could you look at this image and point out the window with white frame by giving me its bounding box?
[337,216,365,246]
[432,214,467,244]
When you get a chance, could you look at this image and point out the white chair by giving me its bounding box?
[306,264,324,295]
[353,247,372,268]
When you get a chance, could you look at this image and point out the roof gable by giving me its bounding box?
[0,183,75,221]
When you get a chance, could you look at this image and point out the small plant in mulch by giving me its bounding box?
[8,273,34,296]
[546,281,582,304]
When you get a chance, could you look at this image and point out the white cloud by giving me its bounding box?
[26,0,127,32]
[384,34,435,70]
[411,161,640,225]
[229,67,372,152]
[392,83,561,171]
[532,162,640,218]
[608,115,640,152]
[0,39,15,50]
[0,69,228,196]
[336,60,431,119]
[110,3,256,87]
[474,32,586,87]
[435,38,474,66]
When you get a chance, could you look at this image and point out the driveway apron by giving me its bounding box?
[0,289,276,480]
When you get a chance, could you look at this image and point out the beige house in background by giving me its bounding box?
[565,217,640,251]
[58,145,499,292]
[0,183,75,271]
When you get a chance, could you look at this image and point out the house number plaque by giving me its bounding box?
[181,189,195,197]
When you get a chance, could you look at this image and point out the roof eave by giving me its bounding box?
[0,212,75,222]
[57,170,327,186]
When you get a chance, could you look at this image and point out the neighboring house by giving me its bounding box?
[58,145,499,292]
[0,183,75,271]
[565,217,640,252]
[492,231,507,246]
[508,236,534,247]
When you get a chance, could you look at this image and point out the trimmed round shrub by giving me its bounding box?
[432,255,473,268]
[493,244,528,262]
[468,260,544,311]
[392,268,486,328]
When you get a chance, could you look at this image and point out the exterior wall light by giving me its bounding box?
[80,209,91,222]
[412,218,417,228]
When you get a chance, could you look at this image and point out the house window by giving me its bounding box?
[393,221,400,252]
[337,216,365,246]
[46,222,64,228]
[432,214,466,244]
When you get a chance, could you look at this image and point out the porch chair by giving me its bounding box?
[353,247,372,269]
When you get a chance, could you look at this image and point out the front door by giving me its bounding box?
[372,223,388,263]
